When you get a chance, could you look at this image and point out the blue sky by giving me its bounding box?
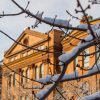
[0,0,99,60]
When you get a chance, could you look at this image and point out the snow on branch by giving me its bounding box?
[77,24,88,29]
[37,71,78,84]
[33,11,44,28]
[88,64,100,74]
[89,0,100,4]
[33,15,72,28]
[79,91,100,100]
[58,34,93,62]
[59,23,100,63]
[11,0,87,31]
[37,75,51,84]
[36,23,100,85]
[37,63,100,84]
[36,85,53,99]
[77,23,100,32]
[51,70,78,82]
[43,17,72,27]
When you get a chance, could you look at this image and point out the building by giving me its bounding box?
[1,18,100,100]
[61,18,100,99]
[1,29,63,100]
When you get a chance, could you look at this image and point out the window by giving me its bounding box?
[22,52,27,57]
[79,81,89,95]
[96,44,100,64]
[99,79,100,91]
[12,96,15,100]
[22,97,24,100]
[82,81,89,95]
[23,38,29,46]
[19,96,22,100]
[25,96,28,100]
[21,70,24,84]
[19,96,24,100]
[74,57,79,70]
[38,45,46,50]
[27,51,32,55]
[84,49,89,67]
[35,66,39,80]
[40,64,44,78]
[32,64,35,79]
[10,56,18,62]
[8,75,12,87]
[10,57,14,62]
[13,73,16,86]
[26,68,29,82]
[15,56,18,60]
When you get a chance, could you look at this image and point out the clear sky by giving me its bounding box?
[0,0,99,60]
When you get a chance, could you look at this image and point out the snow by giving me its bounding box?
[52,70,78,81]
[95,29,100,35]
[87,23,100,34]
[79,91,100,100]
[36,85,53,99]
[37,71,78,84]
[35,11,44,19]
[36,22,100,99]
[59,23,100,63]
[37,75,51,84]
[88,64,100,75]
[33,11,44,28]
[59,47,79,63]
[77,24,88,29]
[77,23,100,30]
[44,17,72,27]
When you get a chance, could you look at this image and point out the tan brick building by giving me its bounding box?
[1,18,100,100]
[61,18,100,99]
[1,29,63,100]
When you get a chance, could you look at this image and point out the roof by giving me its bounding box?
[62,17,100,44]
[4,28,48,57]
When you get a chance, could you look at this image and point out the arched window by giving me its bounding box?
[26,68,30,82]
[40,64,44,78]
[35,66,39,80]
[8,75,12,87]
[23,37,29,46]
[32,64,35,79]
[13,73,16,86]
[12,96,15,100]
[25,96,28,100]
[21,70,24,84]
[19,96,22,100]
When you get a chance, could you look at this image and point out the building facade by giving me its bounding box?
[61,18,100,99]
[2,29,63,100]
[1,18,100,100]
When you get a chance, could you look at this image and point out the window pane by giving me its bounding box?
[96,44,100,64]
[13,73,16,86]
[26,69,29,82]
[35,66,39,80]
[9,75,11,87]
[75,57,78,70]
[84,49,89,67]
[40,64,44,78]
[21,70,24,84]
